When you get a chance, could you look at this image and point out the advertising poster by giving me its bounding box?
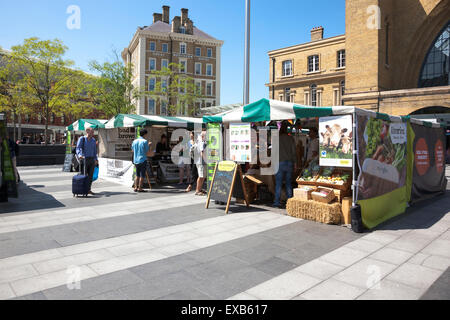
[207,123,222,192]
[356,115,409,229]
[410,123,447,203]
[319,115,353,167]
[229,123,251,163]
[98,158,134,187]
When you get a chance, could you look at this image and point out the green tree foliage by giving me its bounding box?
[88,52,140,117]
[8,37,88,144]
[145,62,201,116]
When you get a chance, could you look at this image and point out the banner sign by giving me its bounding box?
[98,157,134,187]
[319,115,353,167]
[229,123,252,163]
[410,123,447,203]
[207,123,222,192]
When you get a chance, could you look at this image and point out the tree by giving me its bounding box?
[0,53,33,141]
[146,62,201,116]
[9,37,84,144]
[88,52,140,117]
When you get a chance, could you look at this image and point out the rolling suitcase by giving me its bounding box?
[72,159,90,198]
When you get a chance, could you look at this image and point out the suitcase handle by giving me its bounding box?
[79,158,86,176]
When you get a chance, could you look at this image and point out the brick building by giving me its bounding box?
[122,5,224,116]
[267,0,450,121]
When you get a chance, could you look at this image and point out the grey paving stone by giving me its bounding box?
[41,270,145,300]
[89,290,130,300]
[251,256,298,276]
[420,267,450,300]
[232,243,289,264]
[186,243,243,263]
[11,292,48,300]
[157,288,213,300]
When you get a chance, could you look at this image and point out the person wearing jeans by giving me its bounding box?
[76,128,98,195]
[273,121,297,208]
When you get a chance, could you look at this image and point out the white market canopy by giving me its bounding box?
[104,114,205,129]
[202,98,443,128]
[66,119,108,131]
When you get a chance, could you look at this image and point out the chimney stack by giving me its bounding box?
[153,13,162,23]
[311,26,324,41]
[181,8,189,24]
[162,5,170,24]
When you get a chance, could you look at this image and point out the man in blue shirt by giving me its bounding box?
[132,129,150,192]
[76,128,98,195]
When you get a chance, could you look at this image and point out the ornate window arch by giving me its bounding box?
[419,21,449,88]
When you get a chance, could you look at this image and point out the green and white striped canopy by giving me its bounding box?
[66,119,108,131]
[105,114,204,130]
[203,98,355,123]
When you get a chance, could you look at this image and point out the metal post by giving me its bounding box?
[352,111,357,207]
[243,0,251,105]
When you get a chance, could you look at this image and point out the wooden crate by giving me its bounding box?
[341,197,352,225]
[294,187,316,201]
[311,187,336,204]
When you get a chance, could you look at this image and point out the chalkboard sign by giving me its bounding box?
[63,154,74,172]
[206,161,249,214]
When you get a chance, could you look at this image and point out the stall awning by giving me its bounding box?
[104,114,204,129]
[203,98,355,123]
[67,119,107,131]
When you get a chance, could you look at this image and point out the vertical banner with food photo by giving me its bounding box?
[319,115,353,167]
[229,123,252,163]
[356,115,409,228]
[410,123,447,203]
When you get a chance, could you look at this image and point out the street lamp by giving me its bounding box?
[243,0,250,105]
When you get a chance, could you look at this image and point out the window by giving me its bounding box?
[179,60,187,73]
[148,99,155,114]
[207,48,213,58]
[180,43,186,54]
[161,79,167,92]
[162,43,168,53]
[149,58,156,71]
[206,64,213,76]
[195,81,202,95]
[340,81,345,105]
[161,59,168,70]
[195,47,201,57]
[419,22,450,88]
[50,113,55,123]
[161,101,167,115]
[337,50,346,68]
[25,114,30,123]
[206,82,212,96]
[148,78,155,91]
[206,102,212,108]
[37,114,42,123]
[310,84,317,106]
[285,88,291,102]
[282,60,292,76]
[61,114,65,123]
[308,55,319,72]
[195,63,202,75]
[180,26,186,34]
[149,41,156,51]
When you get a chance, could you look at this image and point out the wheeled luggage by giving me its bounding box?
[72,159,89,197]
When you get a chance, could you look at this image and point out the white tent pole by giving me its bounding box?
[352,110,357,207]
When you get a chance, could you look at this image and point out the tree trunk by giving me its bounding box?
[44,102,49,146]
[12,112,17,142]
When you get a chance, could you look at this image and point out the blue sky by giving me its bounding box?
[0,0,345,105]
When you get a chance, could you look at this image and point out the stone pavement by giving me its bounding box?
[0,166,448,300]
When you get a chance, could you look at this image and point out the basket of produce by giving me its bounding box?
[297,159,320,187]
[316,167,352,191]
[311,187,336,204]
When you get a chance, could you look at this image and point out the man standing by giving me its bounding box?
[273,121,297,208]
[132,129,150,193]
[76,128,98,195]
[195,131,207,196]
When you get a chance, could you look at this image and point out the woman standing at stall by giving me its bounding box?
[273,121,297,208]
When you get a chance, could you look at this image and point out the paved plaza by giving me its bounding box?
[0,166,448,300]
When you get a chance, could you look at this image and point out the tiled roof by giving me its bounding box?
[141,21,217,40]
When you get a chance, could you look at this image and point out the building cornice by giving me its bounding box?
[343,85,450,101]
[266,71,345,87]
[268,35,345,57]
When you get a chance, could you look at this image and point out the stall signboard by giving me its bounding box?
[62,154,74,172]
[207,123,222,192]
[206,161,249,214]
[319,115,353,167]
[356,115,409,229]
[159,161,186,183]
[229,123,252,163]
[410,123,447,203]
[98,158,134,187]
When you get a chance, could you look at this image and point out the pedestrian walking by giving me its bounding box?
[132,129,150,193]
[195,131,207,196]
[7,135,19,183]
[76,128,98,195]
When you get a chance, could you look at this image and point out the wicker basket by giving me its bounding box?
[311,187,336,204]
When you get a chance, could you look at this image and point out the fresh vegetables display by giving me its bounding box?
[365,119,383,158]
[298,160,320,182]
[316,167,351,186]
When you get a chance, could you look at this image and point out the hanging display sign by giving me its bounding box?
[98,157,134,187]
[207,123,222,192]
[318,115,353,167]
[229,123,252,163]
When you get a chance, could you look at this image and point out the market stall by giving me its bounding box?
[203,98,447,230]
[98,114,204,186]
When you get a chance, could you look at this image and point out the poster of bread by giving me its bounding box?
[356,116,407,200]
[319,115,353,167]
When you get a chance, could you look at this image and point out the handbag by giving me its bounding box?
[92,166,99,182]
